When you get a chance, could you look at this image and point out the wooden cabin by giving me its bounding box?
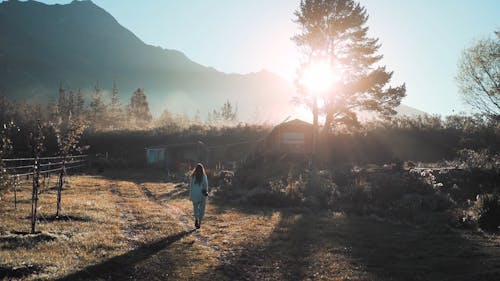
[145,141,207,170]
[266,119,313,154]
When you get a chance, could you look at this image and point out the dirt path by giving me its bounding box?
[109,182,145,248]
[137,183,213,248]
[56,180,220,281]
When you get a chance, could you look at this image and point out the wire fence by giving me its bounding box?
[1,155,88,178]
[0,155,88,216]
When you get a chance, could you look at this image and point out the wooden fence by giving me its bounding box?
[1,155,88,216]
[2,155,87,178]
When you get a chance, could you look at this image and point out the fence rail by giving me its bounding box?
[1,155,88,178]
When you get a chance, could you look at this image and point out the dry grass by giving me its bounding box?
[1,172,499,281]
[0,175,217,280]
[141,181,500,281]
[1,175,124,280]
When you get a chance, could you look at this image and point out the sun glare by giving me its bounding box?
[301,61,338,93]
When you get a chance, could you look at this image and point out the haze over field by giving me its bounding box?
[5,0,498,118]
[0,0,296,123]
[0,0,434,123]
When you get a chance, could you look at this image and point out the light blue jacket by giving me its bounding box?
[189,174,208,202]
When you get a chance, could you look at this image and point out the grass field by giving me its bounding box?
[1,171,499,281]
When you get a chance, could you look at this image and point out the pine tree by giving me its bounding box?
[220,100,238,123]
[128,88,152,128]
[75,88,85,118]
[57,82,69,123]
[108,82,124,130]
[194,109,201,124]
[67,90,75,117]
[293,0,406,132]
[89,82,107,131]
[209,100,238,126]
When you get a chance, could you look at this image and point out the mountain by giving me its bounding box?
[0,0,424,123]
[0,0,295,122]
[395,104,427,117]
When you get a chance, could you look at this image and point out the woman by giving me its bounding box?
[189,163,209,229]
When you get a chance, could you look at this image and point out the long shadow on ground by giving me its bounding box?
[210,210,499,281]
[98,168,168,184]
[57,230,195,281]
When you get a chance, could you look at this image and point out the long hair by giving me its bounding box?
[191,163,205,185]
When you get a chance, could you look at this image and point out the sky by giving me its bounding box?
[12,0,500,115]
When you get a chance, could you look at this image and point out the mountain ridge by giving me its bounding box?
[0,0,424,122]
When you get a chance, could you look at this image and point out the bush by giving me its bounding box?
[457,149,500,170]
[240,186,296,208]
[475,193,500,232]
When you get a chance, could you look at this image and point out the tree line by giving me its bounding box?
[52,82,152,131]
[0,83,240,134]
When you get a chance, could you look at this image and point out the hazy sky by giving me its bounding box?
[14,0,500,115]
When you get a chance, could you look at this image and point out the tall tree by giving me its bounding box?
[89,82,107,131]
[209,100,238,126]
[108,82,124,129]
[128,88,152,128]
[220,100,238,123]
[74,88,86,118]
[57,82,70,123]
[456,30,499,119]
[293,0,406,132]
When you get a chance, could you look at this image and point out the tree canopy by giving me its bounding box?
[456,30,500,119]
[128,88,153,128]
[293,0,406,132]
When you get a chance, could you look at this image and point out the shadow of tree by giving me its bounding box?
[208,211,316,280]
[56,230,195,281]
[90,173,499,280]
[0,232,57,250]
[0,265,43,280]
[99,169,168,184]
[208,210,498,281]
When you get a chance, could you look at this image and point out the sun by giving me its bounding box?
[300,61,339,93]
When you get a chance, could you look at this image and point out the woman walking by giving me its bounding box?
[189,163,209,229]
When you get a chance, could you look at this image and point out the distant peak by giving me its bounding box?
[1,0,96,7]
[70,0,95,5]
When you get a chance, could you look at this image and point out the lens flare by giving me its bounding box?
[301,61,338,93]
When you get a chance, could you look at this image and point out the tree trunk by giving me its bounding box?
[323,111,333,135]
[31,160,40,234]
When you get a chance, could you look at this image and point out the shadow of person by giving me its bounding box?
[57,229,195,281]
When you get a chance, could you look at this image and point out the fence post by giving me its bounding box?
[13,175,18,210]
[56,158,66,218]
[31,158,40,234]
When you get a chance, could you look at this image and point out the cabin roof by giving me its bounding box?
[145,141,205,150]
[269,119,312,135]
